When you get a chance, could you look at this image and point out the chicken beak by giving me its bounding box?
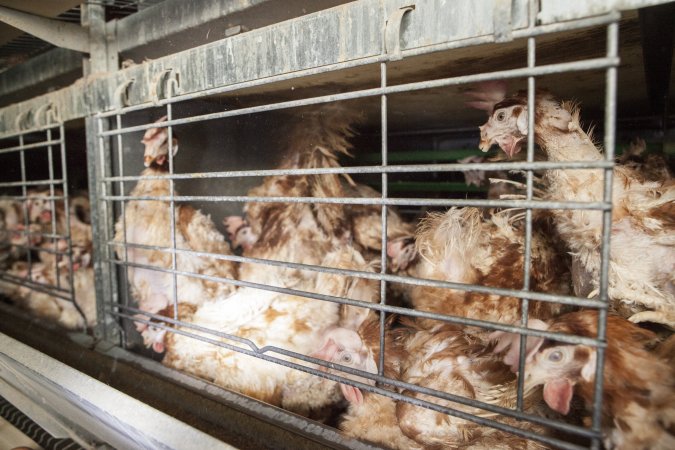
[144,155,154,167]
[478,125,493,152]
[478,139,492,152]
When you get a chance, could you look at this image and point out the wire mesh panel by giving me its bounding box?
[0,120,94,331]
[88,8,674,450]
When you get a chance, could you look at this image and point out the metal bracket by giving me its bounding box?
[0,6,89,53]
[114,79,135,110]
[34,103,60,127]
[34,104,51,127]
[150,69,181,105]
[493,0,514,43]
[384,5,415,61]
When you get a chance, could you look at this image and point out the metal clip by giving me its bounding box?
[493,0,513,43]
[150,69,180,105]
[34,102,59,127]
[34,103,51,127]
[48,104,60,124]
[384,5,415,61]
[114,78,135,110]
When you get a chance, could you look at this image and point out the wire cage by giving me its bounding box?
[0,1,673,449]
[0,119,94,330]
[93,14,619,450]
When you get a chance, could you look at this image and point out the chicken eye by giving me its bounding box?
[548,350,564,363]
[496,111,507,121]
[341,353,353,364]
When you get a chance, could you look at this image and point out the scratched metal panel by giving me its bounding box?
[539,0,674,23]
[101,0,382,107]
[395,0,529,48]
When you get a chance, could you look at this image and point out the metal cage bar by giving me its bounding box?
[0,124,84,317]
[96,57,619,138]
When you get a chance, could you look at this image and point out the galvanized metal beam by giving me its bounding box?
[114,0,282,53]
[0,6,89,53]
[539,0,675,23]
[0,48,81,108]
[0,0,350,109]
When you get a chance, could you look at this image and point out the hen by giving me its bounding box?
[310,319,419,449]
[0,199,23,261]
[389,206,570,333]
[163,245,377,416]
[473,85,675,328]
[26,189,92,251]
[226,180,414,272]
[113,117,237,338]
[396,321,548,449]
[10,259,96,330]
[617,138,673,183]
[159,106,379,414]
[312,319,549,449]
[492,310,675,450]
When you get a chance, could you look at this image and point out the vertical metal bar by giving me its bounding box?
[167,88,179,322]
[83,0,119,343]
[378,62,388,375]
[89,116,115,342]
[47,128,61,289]
[516,6,538,411]
[590,20,618,450]
[116,114,132,315]
[18,134,33,283]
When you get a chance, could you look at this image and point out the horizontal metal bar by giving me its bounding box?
[103,161,615,183]
[8,243,70,257]
[0,179,65,188]
[113,307,597,446]
[0,139,63,154]
[8,228,69,241]
[0,123,63,141]
[96,11,622,120]
[98,56,618,128]
[399,12,620,61]
[108,258,605,347]
[107,240,606,309]
[0,273,72,300]
[0,48,82,109]
[102,193,611,211]
[0,195,67,202]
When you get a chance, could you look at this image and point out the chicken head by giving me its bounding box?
[525,343,596,415]
[223,215,258,251]
[26,190,61,224]
[490,319,595,415]
[386,236,416,272]
[310,326,378,405]
[142,116,179,168]
[478,99,529,157]
[141,324,168,353]
[465,81,526,157]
